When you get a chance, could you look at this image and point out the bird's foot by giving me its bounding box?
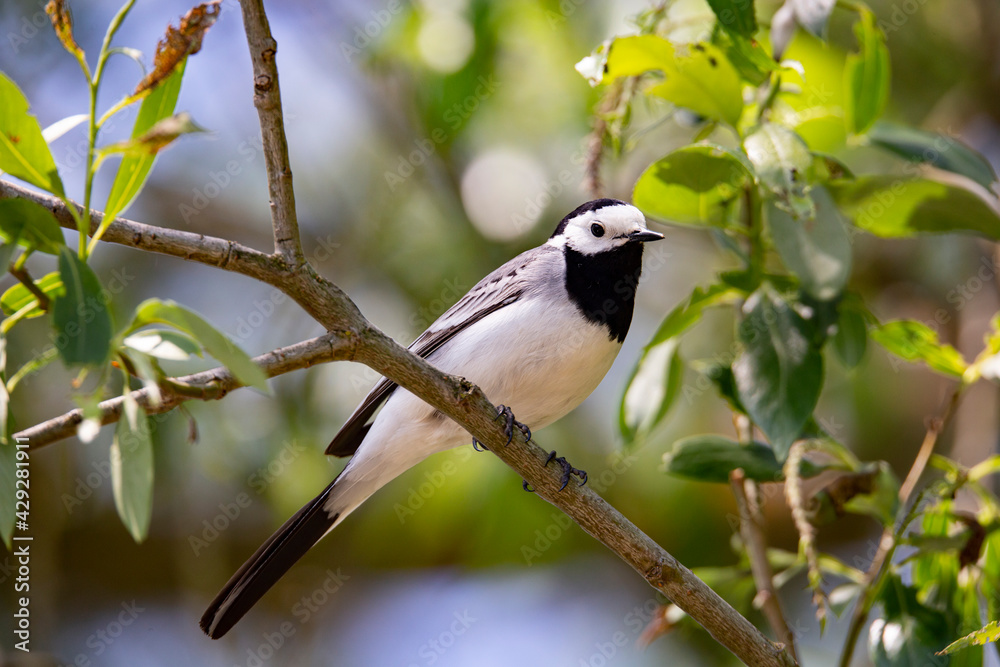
[522,451,588,493]
[493,404,531,446]
[546,451,588,491]
[472,438,488,452]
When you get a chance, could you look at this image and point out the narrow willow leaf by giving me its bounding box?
[103,60,186,230]
[42,113,89,143]
[0,72,64,195]
[733,287,823,460]
[0,198,66,255]
[871,320,967,377]
[767,186,852,301]
[830,176,1000,241]
[845,9,890,135]
[868,122,997,189]
[52,247,113,367]
[131,299,268,391]
[111,395,153,543]
[633,143,755,227]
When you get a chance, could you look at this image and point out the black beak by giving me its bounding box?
[628,229,665,243]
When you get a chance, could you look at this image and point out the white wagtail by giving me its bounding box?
[200,198,664,638]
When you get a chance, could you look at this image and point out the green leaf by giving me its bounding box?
[743,123,815,217]
[0,198,65,255]
[0,72,64,196]
[767,186,852,301]
[842,462,899,525]
[123,328,201,361]
[845,9,890,135]
[603,35,678,80]
[940,621,999,656]
[712,28,778,86]
[52,247,113,367]
[633,144,755,227]
[696,362,747,414]
[122,350,162,406]
[648,42,744,126]
[103,60,186,229]
[733,287,824,460]
[99,111,205,157]
[111,395,153,543]
[130,299,268,391]
[869,576,952,666]
[1,272,62,318]
[601,36,744,125]
[871,320,967,378]
[620,338,684,443]
[648,282,742,346]
[868,122,997,190]
[833,303,868,369]
[664,435,824,483]
[829,176,1000,241]
[705,0,758,38]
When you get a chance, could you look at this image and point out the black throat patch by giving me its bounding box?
[563,243,644,343]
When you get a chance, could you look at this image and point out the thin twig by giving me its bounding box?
[730,469,799,662]
[838,385,965,667]
[14,332,358,448]
[238,0,303,266]
[9,265,51,312]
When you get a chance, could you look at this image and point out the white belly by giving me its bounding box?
[429,296,622,429]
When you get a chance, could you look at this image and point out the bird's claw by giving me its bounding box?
[545,451,588,491]
[493,405,531,446]
[472,438,488,452]
[522,451,588,493]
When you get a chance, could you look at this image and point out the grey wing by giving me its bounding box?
[325,246,556,456]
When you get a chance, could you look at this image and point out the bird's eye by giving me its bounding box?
[590,223,605,237]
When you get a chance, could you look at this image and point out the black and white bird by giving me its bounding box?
[200,198,663,638]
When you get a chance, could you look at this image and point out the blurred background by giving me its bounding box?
[0,0,998,664]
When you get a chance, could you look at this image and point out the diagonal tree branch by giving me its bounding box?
[238,0,303,266]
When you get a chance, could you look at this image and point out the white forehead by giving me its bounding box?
[548,203,649,255]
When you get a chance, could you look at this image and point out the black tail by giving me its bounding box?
[199,480,340,639]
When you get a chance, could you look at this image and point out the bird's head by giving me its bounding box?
[548,199,663,255]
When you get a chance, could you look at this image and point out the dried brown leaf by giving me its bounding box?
[46,0,84,60]
[133,1,220,97]
[100,112,205,156]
